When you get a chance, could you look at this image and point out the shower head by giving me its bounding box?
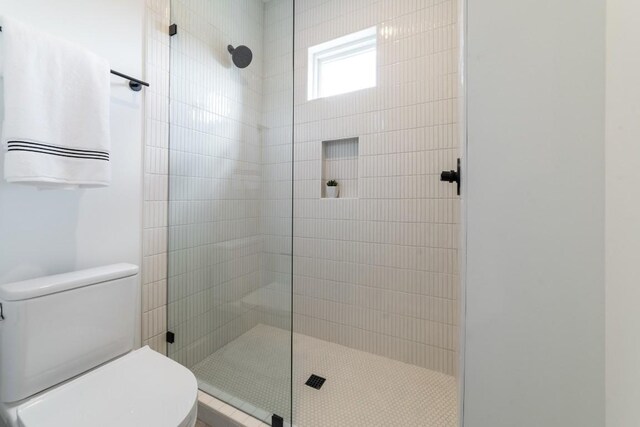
[227,45,253,68]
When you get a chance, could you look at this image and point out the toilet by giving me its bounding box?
[0,264,198,427]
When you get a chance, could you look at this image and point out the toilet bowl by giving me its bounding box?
[0,264,198,427]
[0,347,197,427]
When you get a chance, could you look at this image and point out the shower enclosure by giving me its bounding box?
[165,0,460,425]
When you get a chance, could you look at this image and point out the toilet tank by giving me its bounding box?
[0,263,139,403]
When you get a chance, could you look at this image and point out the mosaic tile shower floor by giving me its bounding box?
[192,324,458,427]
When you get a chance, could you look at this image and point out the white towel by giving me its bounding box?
[1,17,111,188]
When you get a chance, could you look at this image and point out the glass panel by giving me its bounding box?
[317,48,376,98]
[292,0,460,426]
[167,0,293,424]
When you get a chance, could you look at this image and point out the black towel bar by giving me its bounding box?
[0,26,149,92]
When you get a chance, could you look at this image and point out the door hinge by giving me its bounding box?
[169,24,177,37]
[166,331,175,344]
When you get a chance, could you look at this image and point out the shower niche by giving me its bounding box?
[321,137,359,199]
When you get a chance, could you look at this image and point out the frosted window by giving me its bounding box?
[308,27,377,100]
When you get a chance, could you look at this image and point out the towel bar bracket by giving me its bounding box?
[129,81,142,92]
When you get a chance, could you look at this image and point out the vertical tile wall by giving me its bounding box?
[166,0,266,369]
[292,0,460,375]
[143,0,279,364]
[257,0,294,331]
[142,0,171,355]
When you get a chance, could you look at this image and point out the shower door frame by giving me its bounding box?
[164,0,295,423]
[457,0,468,426]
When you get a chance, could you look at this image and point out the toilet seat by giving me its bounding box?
[15,346,197,427]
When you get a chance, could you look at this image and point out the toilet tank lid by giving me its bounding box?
[0,263,139,301]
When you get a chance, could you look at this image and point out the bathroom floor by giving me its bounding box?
[192,325,458,427]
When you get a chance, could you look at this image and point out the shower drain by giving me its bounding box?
[305,374,326,390]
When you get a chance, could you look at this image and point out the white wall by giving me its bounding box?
[464,0,605,426]
[605,0,640,425]
[0,0,144,284]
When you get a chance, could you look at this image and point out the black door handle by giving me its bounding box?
[440,158,461,195]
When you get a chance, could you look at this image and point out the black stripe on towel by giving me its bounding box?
[7,141,109,158]
[7,143,110,160]
[7,148,110,161]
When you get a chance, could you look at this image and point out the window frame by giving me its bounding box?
[307,26,378,101]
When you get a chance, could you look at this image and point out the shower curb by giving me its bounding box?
[197,390,270,427]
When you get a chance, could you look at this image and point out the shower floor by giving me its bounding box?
[192,324,458,427]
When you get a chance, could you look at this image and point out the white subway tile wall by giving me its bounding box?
[258,0,294,332]
[292,0,460,375]
[142,0,171,354]
[165,0,270,369]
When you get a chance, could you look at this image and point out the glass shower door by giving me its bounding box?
[166,0,293,424]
